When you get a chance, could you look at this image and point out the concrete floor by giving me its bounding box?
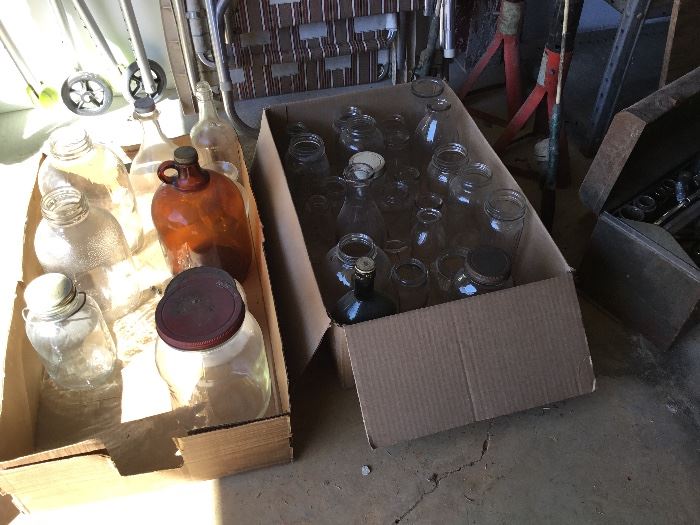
[2,23,699,524]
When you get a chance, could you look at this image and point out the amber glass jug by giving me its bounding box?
[152,146,252,282]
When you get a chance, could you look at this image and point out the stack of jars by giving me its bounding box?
[284,77,528,324]
[23,86,271,427]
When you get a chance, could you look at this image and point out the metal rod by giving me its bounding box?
[171,0,200,93]
[415,0,443,78]
[0,20,39,94]
[48,0,82,70]
[654,189,700,227]
[70,0,123,72]
[119,0,156,94]
[443,0,455,59]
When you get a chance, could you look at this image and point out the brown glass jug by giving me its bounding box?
[152,146,252,281]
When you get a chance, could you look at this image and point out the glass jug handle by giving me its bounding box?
[158,160,181,184]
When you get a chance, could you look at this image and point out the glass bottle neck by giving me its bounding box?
[353,272,375,300]
[49,131,94,161]
[197,96,222,123]
[41,188,90,226]
[135,110,170,147]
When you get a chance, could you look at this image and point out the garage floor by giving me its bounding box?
[2,21,699,524]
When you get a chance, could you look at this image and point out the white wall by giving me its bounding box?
[0,0,172,113]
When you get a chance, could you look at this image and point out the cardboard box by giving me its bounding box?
[251,83,596,448]
[579,67,700,350]
[0,139,292,514]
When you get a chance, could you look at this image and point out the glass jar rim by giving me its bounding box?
[427,97,451,112]
[464,246,511,285]
[47,126,92,159]
[411,77,445,98]
[484,188,526,221]
[40,187,90,225]
[450,162,492,191]
[432,249,468,281]
[338,233,378,265]
[392,258,428,287]
[345,115,378,135]
[433,143,469,168]
[415,207,442,224]
[343,162,375,184]
[384,238,409,254]
[288,133,326,160]
[414,192,444,210]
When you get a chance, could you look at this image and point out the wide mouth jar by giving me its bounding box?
[333,106,363,134]
[432,143,469,171]
[47,126,93,160]
[288,133,326,162]
[345,115,379,138]
[392,258,428,288]
[337,233,378,267]
[411,77,445,99]
[427,97,451,113]
[484,189,526,222]
[415,207,442,225]
[40,187,90,226]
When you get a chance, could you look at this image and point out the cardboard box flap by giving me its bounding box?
[251,115,331,379]
[0,439,106,470]
[580,67,700,215]
[345,274,594,448]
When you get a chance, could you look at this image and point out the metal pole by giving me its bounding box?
[48,0,82,70]
[0,20,40,95]
[70,0,123,72]
[171,0,200,93]
[119,0,157,94]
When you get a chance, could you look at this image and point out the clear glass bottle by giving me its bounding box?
[34,188,141,323]
[338,115,385,167]
[190,81,243,174]
[430,248,468,304]
[319,176,347,217]
[38,125,143,253]
[284,133,331,208]
[413,98,461,175]
[391,258,429,312]
[410,208,447,266]
[320,233,392,309]
[336,163,387,247]
[451,246,513,299]
[414,191,444,215]
[410,77,446,133]
[155,267,271,427]
[378,180,412,241]
[152,147,252,282]
[446,162,492,249]
[483,188,527,261]
[130,96,177,235]
[23,273,117,390]
[333,257,397,325]
[392,166,422,199]
[384,239,410,266]
[427,143,470,196]
[381,114,411,174]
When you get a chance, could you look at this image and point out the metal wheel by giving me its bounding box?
[123,59,167,102]
[60,71,113,116]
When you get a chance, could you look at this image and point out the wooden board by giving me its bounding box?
[660,0,700,86]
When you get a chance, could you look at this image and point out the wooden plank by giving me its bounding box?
[660,0,700,86]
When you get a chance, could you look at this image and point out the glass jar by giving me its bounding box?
[413,98,461,175]
[284,133,331,208]
[378,180,412,241]
[414,191,444,215]
[319,176,347,218]
[410,77,446,133]
[38,125,143,253]
[333,105,363,142]
[410,208,447,266]
[301,195,335,271]
[320,233,392,309]
[427,143,470,196]
[34,188,141,323]
[391,258,429,312]
[190,81,243,174]
[336,163,387,247]
[446,162,492,249]
[155,267,271,426]
[451,246,513,299]
[333,257,397,325]
[130,96,177,235]
[338,115,385,167]
[392,166,422,199]
[23,273,117,390]
[430,248,468,304]
[152,146,252,282]
[384,239,410,266]
[381,114,411,174]
[483,188,527,261]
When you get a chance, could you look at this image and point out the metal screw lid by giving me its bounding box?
[464,246,511,286]
[134,96,156,114]
[24,273,78,319]
[355,256,376,276]
[155,267,245,351]
[174,146,198,164]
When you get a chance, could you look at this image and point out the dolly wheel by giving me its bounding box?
[123,59,167,103]
[61,72,113,116]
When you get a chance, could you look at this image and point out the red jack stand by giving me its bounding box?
[457,0,523,120]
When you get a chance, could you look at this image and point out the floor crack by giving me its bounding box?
[394,424,492,523]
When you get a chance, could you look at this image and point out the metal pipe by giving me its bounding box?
[415,0,443,78]
[48,0,81,70]
[0,20,40,93]
[185,0,216,69]
[171,0,200,93]
[119,0,156,94]
[443,0,455,59]
[203,0,258,135]
[70,0,123,72]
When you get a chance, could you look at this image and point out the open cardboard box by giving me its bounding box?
[0,139,292,515]
[252,83,596,448]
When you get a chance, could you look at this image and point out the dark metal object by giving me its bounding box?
[633,194,657,219]
[619,204,645,221]
[586,0,652,154]
[654,188,700,226]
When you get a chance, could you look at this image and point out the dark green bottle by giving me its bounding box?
[333,257,397,325]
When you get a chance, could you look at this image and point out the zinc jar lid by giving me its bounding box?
[155,268,245,351]
[465,246,511,286]
[24,273,78,319]
[349,151,385,179]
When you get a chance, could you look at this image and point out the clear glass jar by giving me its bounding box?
[320,233,392,309]
[319,176,347,218]
[410,77,446,133]
[413,98,461,175]
[392,166,422,199]
[451,246,513,299]
[130,96,177,235]
[23,273,117,390]
[384,239,410,266]
[430,248,468,304]
[333,105,363,143]
[336,163,387,247]
[381,114,411,174]
[391,258,429,312]
[38,125,143,253]
[284,133,331,208]
[155,268,271,427]
[427,143,470,196]
[34,188,141,323]
[190,81,243,174]
[378,180,412,241]
[446,162,492,249]
[414,191,444,215]
[338,115,385,167]
[410,208,447,266]
[301,195,335,271]
[483,188,527,261]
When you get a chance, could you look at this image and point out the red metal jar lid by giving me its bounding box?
[155,268,245,351]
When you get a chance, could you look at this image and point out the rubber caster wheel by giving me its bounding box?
[60,72,113,116]
[123,59,167,103]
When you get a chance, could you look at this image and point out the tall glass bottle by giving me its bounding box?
[336,163,387,246]
[130,96,177,234]
[38,126,143,253]
[413,98,460,175]
[410,208,447,266]
[190,81,243,174]
[333,257,397,325]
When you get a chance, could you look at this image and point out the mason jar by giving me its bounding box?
[451,246,513,299]
[23,273,117,390]
[338,115,385,167]
[483,188,527,261]
[427,143,470,196]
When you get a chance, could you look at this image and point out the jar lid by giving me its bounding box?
[174,146,198,164]
[355,256,375,276]
[464,246,511,286]
[349,151,385,178]
[134,96,156,114]
[24,273,78,319]
[155,268,245,351]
